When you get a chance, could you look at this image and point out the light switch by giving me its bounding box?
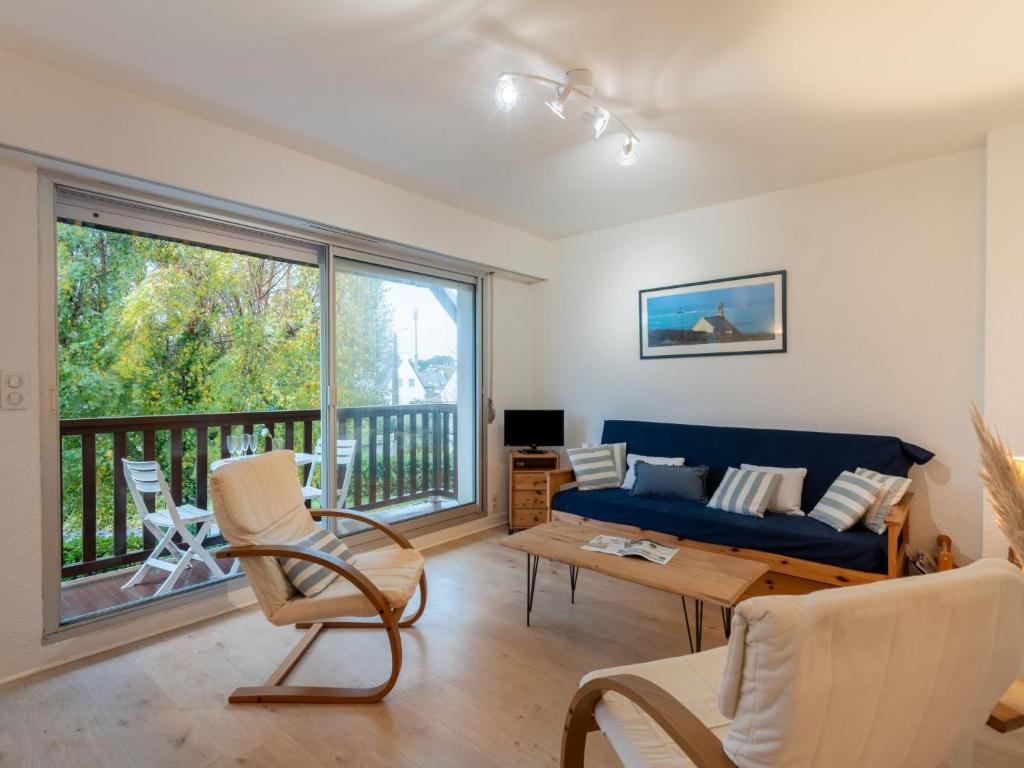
[0,371,30,410]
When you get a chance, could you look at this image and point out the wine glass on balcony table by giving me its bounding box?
[227,434,242,459]
[242,433,254,456]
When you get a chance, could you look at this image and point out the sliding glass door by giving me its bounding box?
[328,252,478,533]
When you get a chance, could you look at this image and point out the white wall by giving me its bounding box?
[0,46,548,682]
[983,122,1024,557]
[0,47,555,279]
[535,151,986,561]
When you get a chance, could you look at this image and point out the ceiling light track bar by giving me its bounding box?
[495,69,640,149]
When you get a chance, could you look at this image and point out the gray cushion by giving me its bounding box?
[277,528,352,597]
[630,462,710,502]
[567,445,623,490]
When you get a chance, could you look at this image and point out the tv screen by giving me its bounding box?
[504,409,564,449]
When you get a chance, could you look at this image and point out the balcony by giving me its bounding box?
[59,403,458,623]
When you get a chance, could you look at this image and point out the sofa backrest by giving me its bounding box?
[601,419,933,511]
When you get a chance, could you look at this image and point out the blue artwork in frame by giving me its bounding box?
[639,270,787,359]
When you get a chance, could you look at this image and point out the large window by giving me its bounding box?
[54,189,323,624]
[48,187,482,628]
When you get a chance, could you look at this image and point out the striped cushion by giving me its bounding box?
[808,471,885,532]
[277,528,353,597]
[567,445,622,491]
[707,467,781,517]
[855,467,913,534]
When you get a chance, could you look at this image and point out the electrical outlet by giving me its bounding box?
[0,371,30,410]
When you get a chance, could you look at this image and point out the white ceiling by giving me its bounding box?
[2,1,1024,239]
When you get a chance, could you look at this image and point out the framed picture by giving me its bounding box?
[639,270,786,359]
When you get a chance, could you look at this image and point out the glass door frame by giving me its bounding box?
[39,173,488,641]
[322,245,485,544]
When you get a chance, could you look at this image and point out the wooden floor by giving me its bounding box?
[4,528,1024,768]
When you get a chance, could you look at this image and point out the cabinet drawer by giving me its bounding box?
[511,508,546,528]
[512,490,547,509]
[513,472,546,491]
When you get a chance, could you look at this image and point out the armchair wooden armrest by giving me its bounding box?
[216,543,391,614]
[214,542,407,704]
[547,467,577,514]
[562,674,734,768]
[884,492,913,579]
[310,508,414,549]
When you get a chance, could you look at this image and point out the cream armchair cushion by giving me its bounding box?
[211,450,424,626]
[718,559,1024,768]
[581,647,732,768]
[271,548,424,624]
[211,450,318,618]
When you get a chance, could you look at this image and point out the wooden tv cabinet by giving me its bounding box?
[508,451,559,531]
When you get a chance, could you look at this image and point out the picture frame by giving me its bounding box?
[638,270,787,359]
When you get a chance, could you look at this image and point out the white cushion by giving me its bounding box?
[581,647,731,768]
[740,464,806,514]
[719,559,1024,768]
[622,453,685,490]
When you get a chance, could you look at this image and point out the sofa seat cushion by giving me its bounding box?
[269,547,424,626]
[553,488,888,573]
[581,647,731,768]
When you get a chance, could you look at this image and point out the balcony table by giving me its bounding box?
[211,451,315,473]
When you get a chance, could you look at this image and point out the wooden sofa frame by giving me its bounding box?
[215,508,427,704]
[546,469,910,589]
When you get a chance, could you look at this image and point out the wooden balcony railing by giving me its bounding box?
[59,403,458,580]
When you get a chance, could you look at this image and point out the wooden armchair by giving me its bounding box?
[210,450,427,704]
[563,559,1024,768]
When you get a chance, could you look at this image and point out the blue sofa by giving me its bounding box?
[549,420,933,582]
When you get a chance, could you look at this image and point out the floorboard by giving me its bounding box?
[2,529,1021,767]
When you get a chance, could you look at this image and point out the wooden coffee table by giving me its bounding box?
[500,520,768,652]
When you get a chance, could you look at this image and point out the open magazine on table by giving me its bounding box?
[582,534,678,565]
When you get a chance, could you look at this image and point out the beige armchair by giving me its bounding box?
[563,559,1024,768]
[210,450,427,704]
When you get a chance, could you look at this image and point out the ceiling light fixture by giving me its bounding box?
[494,68,639,165]
[544,88,569,119]
[589,108,610,138]
[494,76,519,112]
[617,137,638,166]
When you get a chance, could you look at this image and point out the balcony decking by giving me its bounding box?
[59,404,460,623]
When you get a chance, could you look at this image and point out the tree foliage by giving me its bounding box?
[57,222,393,563]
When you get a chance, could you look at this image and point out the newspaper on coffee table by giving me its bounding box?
[582,534,678,565]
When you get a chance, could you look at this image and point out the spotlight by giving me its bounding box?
[545,87,571,120]
[494,77,518,112]
[617,137,638,166]
[590,109,610,138]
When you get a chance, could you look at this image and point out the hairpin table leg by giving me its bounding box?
[682,597,704,653]
[569,565,579,604]
[526,553,539,626]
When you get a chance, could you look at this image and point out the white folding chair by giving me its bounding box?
[121,459,237,595]
[300,438,358,507]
